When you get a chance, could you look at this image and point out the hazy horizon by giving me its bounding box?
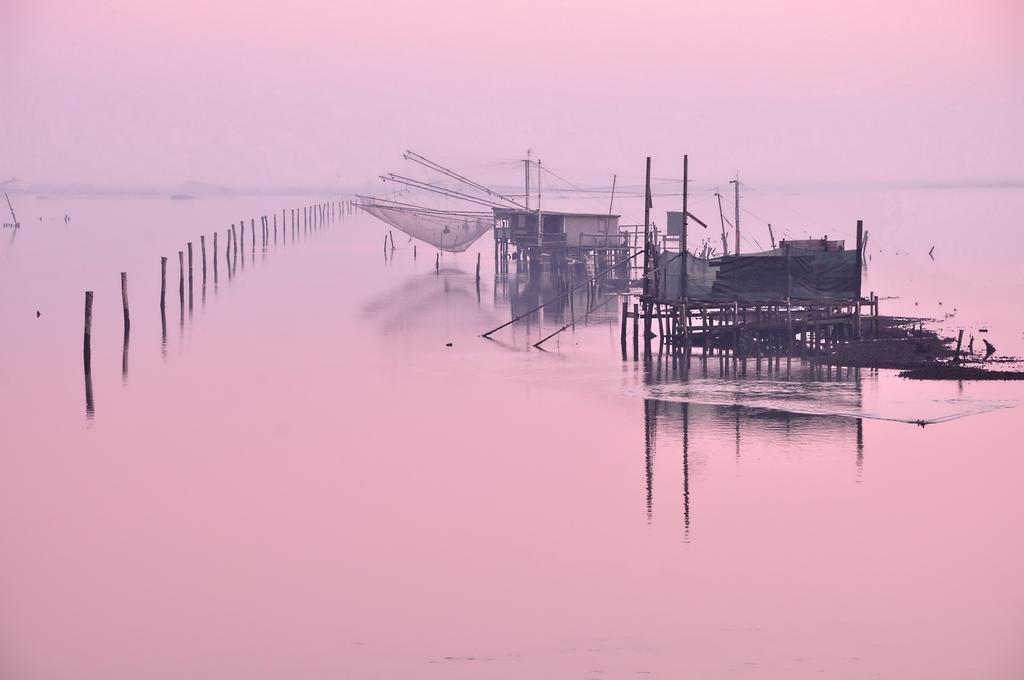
[3,0,1022,192]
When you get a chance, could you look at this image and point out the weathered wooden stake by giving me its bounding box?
[621,300,628,355]
[160,256,167,310]
[213,232,219,282]
[435,252,440,274]
[83,290,94,365]
[178,251,185,311]
[200,235,207,281]
[84,290,94,417]
[633,302,639,358]
[120,272,130,334]
[476,253,481,283]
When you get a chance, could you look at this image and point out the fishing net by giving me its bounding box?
[360,202,493,252]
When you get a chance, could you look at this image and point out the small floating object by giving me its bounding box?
[445,342,453,347]
[979,328,988,333]
[35,310,40,317]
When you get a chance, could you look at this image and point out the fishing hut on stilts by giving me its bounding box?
[622,155,879,369]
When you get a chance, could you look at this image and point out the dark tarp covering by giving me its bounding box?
[654,249,860,302]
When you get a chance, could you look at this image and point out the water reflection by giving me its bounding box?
[121,327,129,384]
[643,360,868,536]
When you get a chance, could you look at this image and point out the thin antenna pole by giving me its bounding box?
[768,223,776,249]
[608,174,617,215]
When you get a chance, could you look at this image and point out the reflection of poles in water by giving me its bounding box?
[644,399,657,522]
[682,402,690,539]
[122,324,130,384]
[83,291,95,419]
[178,251,185,328]
[735,406,741,462]
[856,418,864,480]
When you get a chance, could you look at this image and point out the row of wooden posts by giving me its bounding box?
[82,199,359,418]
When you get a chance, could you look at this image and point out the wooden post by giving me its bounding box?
[620,299,628,354]
[733,301,739,356]
[786,298,793,352]
[213,232,219,282]
[200,235,207,281]
[955,329,964,363]
[250,219,255,255]
[160,256,167,310]
[872,291,878,339]
[435,253,440,274]
[389,230,395,250]
[569,285,575,330]
[414,245,417,259]
[855,219,863,299]
[240,221,245,252]
[632,302,639,359]
[83,290,94,365]
[476,252,481,284]
[84,290,94,417]
[187,242,194,313]
[120,272,130,334]
[178,251,184,304]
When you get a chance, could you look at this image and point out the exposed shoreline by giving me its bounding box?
[820,316,1024,380]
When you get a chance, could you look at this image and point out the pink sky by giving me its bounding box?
[2,0,1022,189]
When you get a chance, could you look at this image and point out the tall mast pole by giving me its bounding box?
[608,174,617,215]
[682,155,689,255]
[642,156,652,295]
[537,159,543,248]
[730,174,740,254]
[681,155,688,299]
[524,150,530,213]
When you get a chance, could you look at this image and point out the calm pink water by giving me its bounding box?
[1,191,1022,679]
